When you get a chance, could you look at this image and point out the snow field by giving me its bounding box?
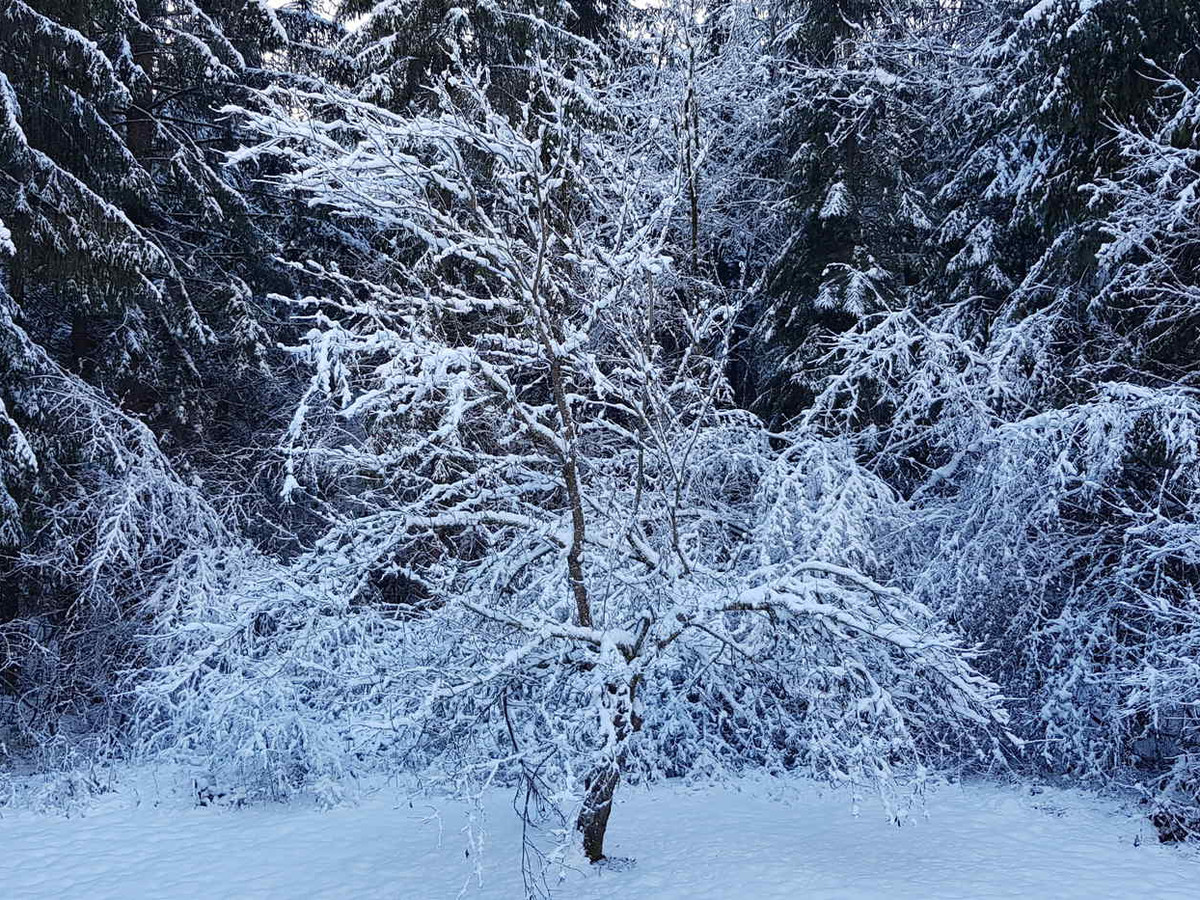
[1,775,1196,899]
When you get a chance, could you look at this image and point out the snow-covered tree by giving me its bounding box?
[0,291,233,747]
[0,0,302,747]
[793,4,1200,832]
[136,22,1010,870]
[338,0,618,113]
[743,0,949,417]
[7,0,1199,861]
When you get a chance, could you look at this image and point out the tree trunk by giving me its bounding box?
[576,675,642,862]
[576,765,620,863]
[0,555,20,696]
[69,309,98,379]
[129,2,160,160]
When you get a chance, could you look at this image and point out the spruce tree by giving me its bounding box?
[0,0,293,740]
[750,0,940,419]
[338,0,619,112]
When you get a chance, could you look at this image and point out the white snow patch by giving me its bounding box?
[1023,0,1058,24]
[0,775,1195,898]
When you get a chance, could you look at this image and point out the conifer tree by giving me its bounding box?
[0,0,293,741]
[749,0,940,417]
[338,0,619,112]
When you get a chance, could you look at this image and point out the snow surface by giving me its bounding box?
[0,775,1196,899]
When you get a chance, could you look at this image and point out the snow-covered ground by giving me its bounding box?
[0,774,1195,899]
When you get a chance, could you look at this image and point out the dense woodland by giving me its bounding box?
[2,0,1199,869]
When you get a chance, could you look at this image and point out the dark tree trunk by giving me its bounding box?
[69,309,98,379]
[0,555,21,695]
[129,2,160,160]
[575,676,642,863]
[568,0,609,42]
[576,765,620,863]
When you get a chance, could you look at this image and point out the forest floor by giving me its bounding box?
[0,769,1196,899]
